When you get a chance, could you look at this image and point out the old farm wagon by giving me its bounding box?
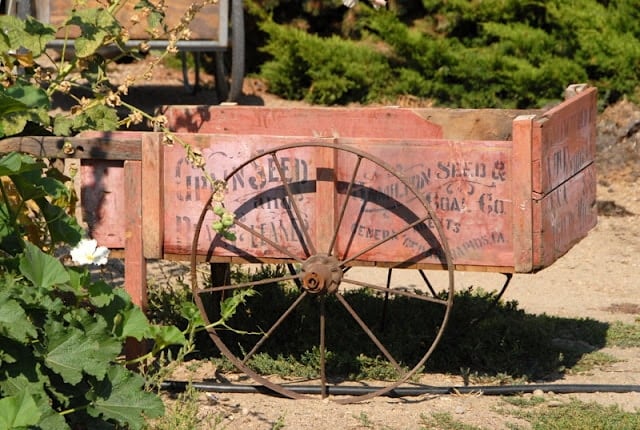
[0,85,597,403]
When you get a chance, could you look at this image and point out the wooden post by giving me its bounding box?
[123,160,147,360]
[141,133,164,259]
[511,115,535,273]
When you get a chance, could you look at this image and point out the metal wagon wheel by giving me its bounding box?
[214,0,245,102]
[190,142,454,404]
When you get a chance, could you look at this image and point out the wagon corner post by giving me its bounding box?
[141,133,165,259]
[511,114,536,273]
[124,159,148,360]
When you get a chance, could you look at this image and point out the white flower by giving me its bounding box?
[70,239,110,266]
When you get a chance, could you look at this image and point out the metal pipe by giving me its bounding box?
[161,380,640,398]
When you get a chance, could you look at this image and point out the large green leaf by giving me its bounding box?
[36,198,83,245]
[145,324,186,349]
[87,281,116,308]
[19,242,70,289]
[0,291,37,342]
[44,315,122,385]
[66,8,119,58]
[0,390,42,429]
[4,85,49,110]
[0,87,51,137]
[74,104,119,131]
[9,167,83,243]
[0,92,28,118]
[77,312,123,380]
[88,366,164,429]
[44,323,94,385]
[0,15,54,55]
[0,152,44,176]
[118,306,151,341]
[22,16,56,55]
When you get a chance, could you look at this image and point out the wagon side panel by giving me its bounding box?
[531,87,598,269]
[531,87,597,194]
[332,140,515,270]
[161,134,322,258]
[162,134,518,271]
[532,164,597,270]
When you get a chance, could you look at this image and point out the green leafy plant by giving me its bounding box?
[0,151,192,429]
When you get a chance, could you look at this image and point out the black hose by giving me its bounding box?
[161,380,640,398]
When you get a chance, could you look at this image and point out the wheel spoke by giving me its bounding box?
[341,277,449,306]
[196,272,304,295]
[335,293,403,373]
[241,291,309,364]
[233,218,306,263]
[271,153,316,256]
[341,214,432,266]
[328,155,363,255]
[419,269,439,297]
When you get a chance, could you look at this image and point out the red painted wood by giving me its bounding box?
[163,106,444,139]
[124,160,146,309]
[68,86,597,276]
[124,160,147,360]
[511,115,535,272]
[141,134,164,258]
[161,134,514,269]
[532,164,597,270]
[531,87,597,194]
[80,160,126,249]
[334,140,514,268]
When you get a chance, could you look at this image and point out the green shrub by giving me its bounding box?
[251,0,640,108]
[259,19,394,104]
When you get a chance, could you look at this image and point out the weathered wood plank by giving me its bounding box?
[163,106,445,139]
[0,136,142,160]
[124,160,146,309]
[532,87,597,194]
[532,164,597,270]
[412,108,540,141]
[511,115,535,272]
[141,134,164,258]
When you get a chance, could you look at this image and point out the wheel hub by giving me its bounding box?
[300,254,343,294]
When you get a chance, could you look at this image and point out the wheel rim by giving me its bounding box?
[190,142,454,403]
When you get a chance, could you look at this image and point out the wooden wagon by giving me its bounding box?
[0,84,597,403]
[2,0,245,101]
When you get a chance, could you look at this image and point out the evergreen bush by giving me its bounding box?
[250,0,640,108]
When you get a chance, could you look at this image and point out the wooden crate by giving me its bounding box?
[72,86,596,276]
[93,85,594,274]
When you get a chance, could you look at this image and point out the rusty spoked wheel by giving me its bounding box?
[190,142,454,404]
